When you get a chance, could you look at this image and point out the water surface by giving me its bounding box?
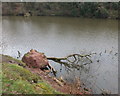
[2,16,118,94]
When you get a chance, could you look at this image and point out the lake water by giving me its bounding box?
[2,16,118,94]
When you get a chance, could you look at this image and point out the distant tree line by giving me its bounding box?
[2,2,119,19]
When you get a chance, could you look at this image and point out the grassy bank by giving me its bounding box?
[1,54,61,94]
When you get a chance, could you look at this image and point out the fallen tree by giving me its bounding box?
[47,53,93,64]
[47,53,96,72]
[21,49,96,75]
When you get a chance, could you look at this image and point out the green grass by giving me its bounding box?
[1,55,61,94]
[1,54,26,67]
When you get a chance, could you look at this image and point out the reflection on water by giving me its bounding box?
[2,16,118,94]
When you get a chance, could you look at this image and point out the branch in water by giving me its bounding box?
[47,53,95,70]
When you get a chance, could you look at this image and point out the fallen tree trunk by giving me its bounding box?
[20,49,95,73]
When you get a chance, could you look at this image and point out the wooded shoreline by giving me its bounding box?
[2,2,119,19]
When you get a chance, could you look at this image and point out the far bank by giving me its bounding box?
[2,2,119,19]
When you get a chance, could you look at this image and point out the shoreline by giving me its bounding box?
[1,54,91,94]
[2,15,119,20]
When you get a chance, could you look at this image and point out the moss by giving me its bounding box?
[2,61,61,94]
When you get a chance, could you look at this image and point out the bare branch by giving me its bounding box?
[47,53,94,70]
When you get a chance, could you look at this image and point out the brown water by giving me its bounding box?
[2,16,118,94]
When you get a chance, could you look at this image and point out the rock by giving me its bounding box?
[22,49,49,69]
